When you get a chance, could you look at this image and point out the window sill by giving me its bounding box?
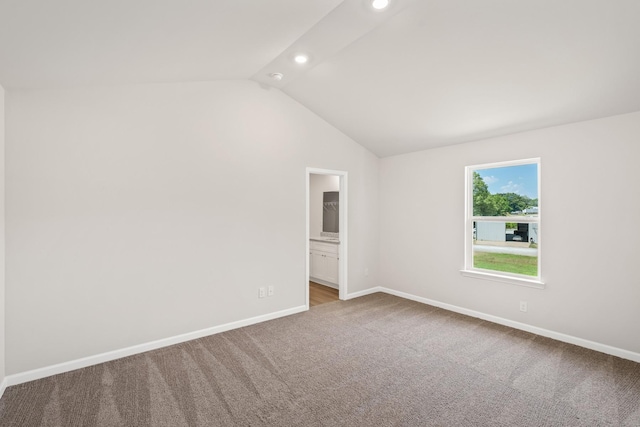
[460,269,545,289]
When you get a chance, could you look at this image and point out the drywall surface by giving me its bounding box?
[0,85,5,385]
[5,80,379,374]
[309,174,340,238]
[379,111,640,355]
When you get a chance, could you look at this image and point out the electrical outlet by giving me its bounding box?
[268,285,274,296]
[519,301,528,312]
[364,268,369,277]
[259,287,266,298]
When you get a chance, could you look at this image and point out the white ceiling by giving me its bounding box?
[1,0,639,157]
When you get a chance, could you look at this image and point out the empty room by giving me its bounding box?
[0,0,639,425]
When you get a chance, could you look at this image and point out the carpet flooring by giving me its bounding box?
[1,293,639,426]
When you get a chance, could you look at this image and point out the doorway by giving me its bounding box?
[306,168,347,308]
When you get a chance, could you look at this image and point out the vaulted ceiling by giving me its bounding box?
[1,0,639,157]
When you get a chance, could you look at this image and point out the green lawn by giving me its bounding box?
[473,252,538,276]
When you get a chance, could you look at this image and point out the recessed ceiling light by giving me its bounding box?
[294,54,309,64]
[372,0,389,10]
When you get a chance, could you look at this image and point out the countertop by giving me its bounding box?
[310,236,340,244]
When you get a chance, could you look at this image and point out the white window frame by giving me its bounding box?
[461,158,544,289]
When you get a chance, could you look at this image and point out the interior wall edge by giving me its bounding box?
[0,83,6,394]
[2,283,639,395]
[2,304,307,389]
[345,287,382,300]
[378,287,640,364]
[0,377,6,400]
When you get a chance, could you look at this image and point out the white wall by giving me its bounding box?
[379,111,640,355]
[309,174,340,238]
[0,84,5,386]
[5,80,379,374]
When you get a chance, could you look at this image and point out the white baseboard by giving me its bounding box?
[3,305,308,390]
[0,377,8,400]
[378,287,640,364]
[309,277,339,290]
[4,286,638,395]
[345,286,382,300]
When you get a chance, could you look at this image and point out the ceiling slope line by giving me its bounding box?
[251,0,418,90]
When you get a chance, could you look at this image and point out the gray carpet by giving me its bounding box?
[1,293,639,426]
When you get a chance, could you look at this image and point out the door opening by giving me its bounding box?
[306,168,347,308]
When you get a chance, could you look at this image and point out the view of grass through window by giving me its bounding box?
[471,163,539,277]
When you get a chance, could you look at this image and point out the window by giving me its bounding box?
[462,158,543,288]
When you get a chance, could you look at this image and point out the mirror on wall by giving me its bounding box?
[323,191,339,232]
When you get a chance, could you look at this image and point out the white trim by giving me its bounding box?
[378,287,640,363]
[465,158,542,283]
[3,305,307,388]
[308,277,339,289]
[345,286,382,300]
[4,287,639,393]
[460,269,545,289]
[306,168,348,305]
[467,157,542,172]
[305,171,310,310]
[339,173,348,301]
[0,377,8,399]
[472,216,538,223]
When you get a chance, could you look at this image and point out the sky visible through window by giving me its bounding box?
[476,164,537,198]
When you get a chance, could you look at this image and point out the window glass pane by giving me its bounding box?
[473,221,539,276]
[473,164,538,217]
